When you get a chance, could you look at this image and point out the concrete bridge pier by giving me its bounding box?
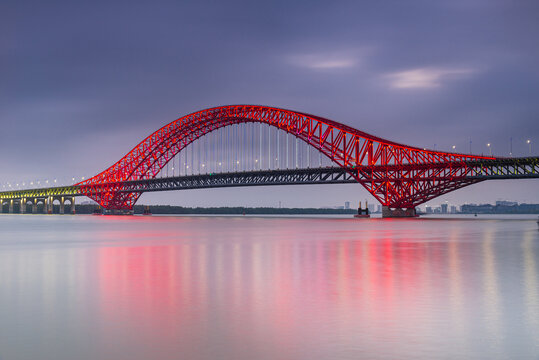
[45,197,53,214]
[382,206,418,218]
[32,199,38,214]
[9,199,13,214]
[20,198,26,214]
[71,197,76,214]
[59,197,65,215]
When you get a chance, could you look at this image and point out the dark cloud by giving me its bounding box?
[1,0,538,206]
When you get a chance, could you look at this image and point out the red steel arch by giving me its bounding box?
[77,105,495,210]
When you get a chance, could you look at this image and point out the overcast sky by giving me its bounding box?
[1,0,538,207]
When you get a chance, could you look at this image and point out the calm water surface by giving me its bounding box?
[0,214,538,360]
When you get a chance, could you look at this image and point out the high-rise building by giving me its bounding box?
[344,201,350,209]
[425,206,433,214]
[441,203,448,214]
[450,205,457,214]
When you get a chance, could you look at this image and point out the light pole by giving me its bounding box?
[452,145,456,152]
[487,143,491,156]
[527,139,532,155]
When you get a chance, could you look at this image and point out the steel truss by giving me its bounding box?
[0,185,81,201]
[76,105,502,210]
[354,157,539,208]
[101,167,356,193]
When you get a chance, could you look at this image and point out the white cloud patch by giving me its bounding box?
[288,52,359,70]
[385,67,474,89]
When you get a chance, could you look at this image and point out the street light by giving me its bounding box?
[487,143,491,156]
[527,139,532,154]
[452,145,456,151]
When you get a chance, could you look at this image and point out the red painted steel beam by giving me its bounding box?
[77,105,496,210]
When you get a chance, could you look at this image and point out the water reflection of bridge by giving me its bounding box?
[2,217,536,358]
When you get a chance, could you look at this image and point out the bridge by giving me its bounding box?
[1,105,538,217]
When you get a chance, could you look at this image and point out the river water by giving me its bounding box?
[0,214,538,360]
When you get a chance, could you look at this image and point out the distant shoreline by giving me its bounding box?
[75,204,360,215]
[70,204,539,215]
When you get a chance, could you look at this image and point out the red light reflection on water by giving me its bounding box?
[94,225,443,358]
[84,217,533,359]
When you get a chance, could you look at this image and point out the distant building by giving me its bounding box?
[344,201,350,209]
[441,203,448,214]
[376,204,382,213]
[496,200,517,206]
[450,205,457,214]
[425,206,433,214]
[368,204,375,213]
[461,203,539,214]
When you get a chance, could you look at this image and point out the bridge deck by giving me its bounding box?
[1,157,537,201]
